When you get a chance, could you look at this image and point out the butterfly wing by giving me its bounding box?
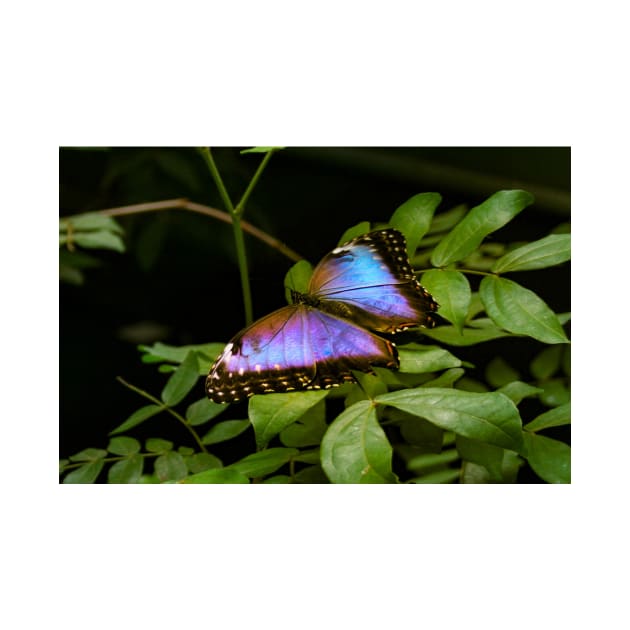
[206,305,398,403]
[308,228,438,333]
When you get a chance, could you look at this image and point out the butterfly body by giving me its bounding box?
[206,229,438,403]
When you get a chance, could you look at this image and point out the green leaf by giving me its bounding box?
[420,270,471,332]
[337,222,372,245]
[321,401,396,484]
[109,404,162,435]
[496,381,544,405]
[524,402,571,432]
[398,413,444,452]
[421,324,515,346]
[377,388,524,452]
[409,469,460,484]
[455,377,490,393]
[492,234,571,273]
[107,436,141,456]
[201,419,251,445]
[185,397,227,426]
[431,190,534,266]
[530,345,563,379]
[523,433,570,483]
[60,212,124,234]
[181,468,250,484]
[353,371,388,399]
[240,146,285,154]
[480,276,569,344]
[562,345,571,377]
[63,460,104,484]
[389,193,441,254]
[456,436,504,481]
[249,391,329,450]
[228,447,299,478]
[108,455,143,483]
[485,356,521,388]
[69,448,108,462]
[145,438,173,453]
[284,259,313,300]
[421,368,465,388]
[161,351,200,406]
[185,452,223,474]
[59,264,84,285]
[292,448,321,464]
[72,230,126,253]
[293,465,329,484]
[398,344,461,373]
[155,451,188,482]
[279,401,327,447]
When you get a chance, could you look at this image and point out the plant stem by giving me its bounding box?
[116,377,208,453]
[235,150,275,215]
[199,147,255,325]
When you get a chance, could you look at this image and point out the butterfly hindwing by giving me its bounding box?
[206,305,398,403]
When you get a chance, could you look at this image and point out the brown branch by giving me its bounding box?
[68,198,304,263]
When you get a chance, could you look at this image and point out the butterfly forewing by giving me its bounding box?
[309,228,438,332]
[206,305,398,403]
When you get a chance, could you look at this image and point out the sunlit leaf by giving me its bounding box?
[389,193,441,254]
[524,402,571,432]
[523,433,570,483]
[161,351,200,406]
[492,234,570,273]
[420,270,470,333]
[201,420,251,445]
[108,455,143,483]
[109,404,162,435]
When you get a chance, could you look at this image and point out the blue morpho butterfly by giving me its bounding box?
[206,228,438,403]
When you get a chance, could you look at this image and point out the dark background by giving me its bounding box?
[59,147,570,479]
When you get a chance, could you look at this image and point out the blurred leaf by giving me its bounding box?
[228,447,299,478]
[523,433,570,483]
[389,192,441,254]
[492,234,570,273]
[145,438,173,453]
[456,436,504,481]
[72,231,126,253]
[155,451,188,482]
[377,388,523,452]
[485,356,521,388]
[186,397,227,426]
[396,412,444,452]
[292,448,321,464]
[263,475,292,484]
[249,391,328,450]
[139,342,225,374]
[284,259,313,300]
[538,379,571,407]
[337,222,372,245]
[406,449,460,472]
[161,351,200,406]
[63,460,104,484]
[497,381,544,405]
[530,346,563,379]
[240,147,285,154]
[153,150,203,192]
[465,293,486,321]
[108,455,143,483]
[181,468,250,484]
[408,469,460,484]
[420,270,471,333]
[109,404,162,435]
[60,213,124,234]
[59,264,84,285]
[135,217,169,272]
[398,344,461,373]
[321,400,396,484]
[455,377,490,393]
[480,276,569,344]
[201,419,251,445]
[353,371,388,399]
[524,403,571,432]
[69,448,107,462]
[293,465,329,483]
[431,190,534,266]
[107,436,141,456]
[426,204,467,235]
[562,345,571,376]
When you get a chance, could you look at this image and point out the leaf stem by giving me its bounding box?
[116,377,208,453]
[235,150,276,215]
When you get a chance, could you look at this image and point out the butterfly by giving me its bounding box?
[206,228,438,403]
